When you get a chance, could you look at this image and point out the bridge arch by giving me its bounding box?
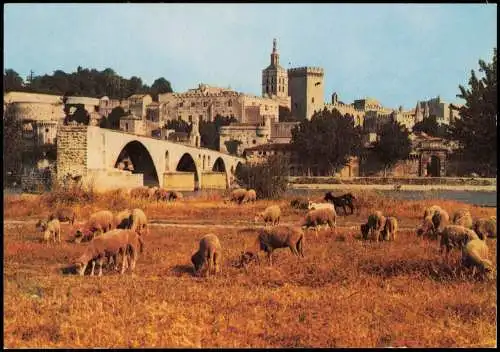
[176,152,201,190]
[114,140,159,186]
[212,157,226,172]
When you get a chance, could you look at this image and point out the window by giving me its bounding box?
[252,139,256,144]
[179,102,184,107]
[188,115,193,122]
[45,128,49,133]
[312,97,315,103]
[125,123,129,130]
[199,114,203,121]
[203,101,208,107]
[191,102,195,107]
[228,100,232,107]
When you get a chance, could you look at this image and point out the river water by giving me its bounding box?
[288,189,497,208]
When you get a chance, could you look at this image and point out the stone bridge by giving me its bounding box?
[57,125,245,191]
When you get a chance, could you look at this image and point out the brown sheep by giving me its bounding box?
[229,188,248,204]
[439,225,480,258]
[74,229,144,276]
[152,188,170,202]
[381,217,398,241]
[302,208,336,237]
[191,234,222,277]
[49,207,76,225]
[452,208,473,229]
[128,208,148,236]
[240,226,305,266]
[168,190,183,201]
[461,239,494,280]
[473,217,497,240]
[361,211,386,241]
[242,189,257,204]
[417,206,450,240]
[254,205,281,226]
[74,210,114,243]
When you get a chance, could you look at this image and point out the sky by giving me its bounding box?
[3,3,497,109]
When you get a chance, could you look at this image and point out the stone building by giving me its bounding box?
[120,113,146,135]
[261,39,291,109]
[99,96,129,117]
[323,92,365,126]
[415,96,461,125]
[128,94,153,119]
[158,84,279,125]
[288,66,325,120]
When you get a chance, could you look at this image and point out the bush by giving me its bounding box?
[236,155,289,199]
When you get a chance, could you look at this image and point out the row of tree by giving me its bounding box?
[3,67,173,101]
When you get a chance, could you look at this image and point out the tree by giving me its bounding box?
[448,48,497,177]
[3,69,25,91]
[150,77,173,101]
[101,106,126,129]
[279,106,300,122]
[199,115,237,150]
[412,115,447,138]
[64,106,90,125]
[372,120,412,176]
[3,107,23,186]
[236,155,289,199]
[166,119,191,133]
[290,108,363,175]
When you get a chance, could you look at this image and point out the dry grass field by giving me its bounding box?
[3,189,497,348]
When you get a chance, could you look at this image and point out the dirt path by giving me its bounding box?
[3,219,419,232]
[291,183,497,192]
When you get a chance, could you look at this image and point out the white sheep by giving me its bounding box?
[307,201,336,213]
[39,218,61,243]
[254,205,281,226]
[129,208,148,236]
[242,189,257,204]
[115,209,132,229]
[461,239,494,280]
[417,205,450,240]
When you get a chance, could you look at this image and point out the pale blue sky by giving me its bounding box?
[3,3,497,109]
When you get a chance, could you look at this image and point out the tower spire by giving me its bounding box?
[270,38,279,66]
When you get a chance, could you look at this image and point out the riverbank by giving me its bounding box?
[290,183,497,192]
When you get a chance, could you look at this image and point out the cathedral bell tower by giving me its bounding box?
[261,38,288,99]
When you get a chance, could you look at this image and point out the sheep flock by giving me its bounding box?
[32,186,496,282]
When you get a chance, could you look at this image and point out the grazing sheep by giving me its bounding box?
[148,186,159,199]
[417,207,450,240]
[130,186,150,199]
[115,209,132,229]
[254,205,281,226]
[229,188,248,204]
[255,226,305,266]
[461,239,494,280]
[128,208,148,236]
[49,207,76,225]
[452,208,473,229]
[439,225,480,258]
[381,217,398,241]
[473,217,497,240]
[169,191,183,201]
[308,201,336,213]
[191,234,222,277]
[324,192,356,215]
[74,229,143,276]
[361,211,386,241]
[41,218,61,243]
[152,188,170,202]
[74,210,114,243]
[302,208,336,237]
[290,197,309,210]
[242,189,257,204]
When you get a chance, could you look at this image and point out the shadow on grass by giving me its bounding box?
[61,265,78,275]
[171,264,195,277]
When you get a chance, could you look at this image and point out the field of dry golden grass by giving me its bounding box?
[3,190,497,348]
